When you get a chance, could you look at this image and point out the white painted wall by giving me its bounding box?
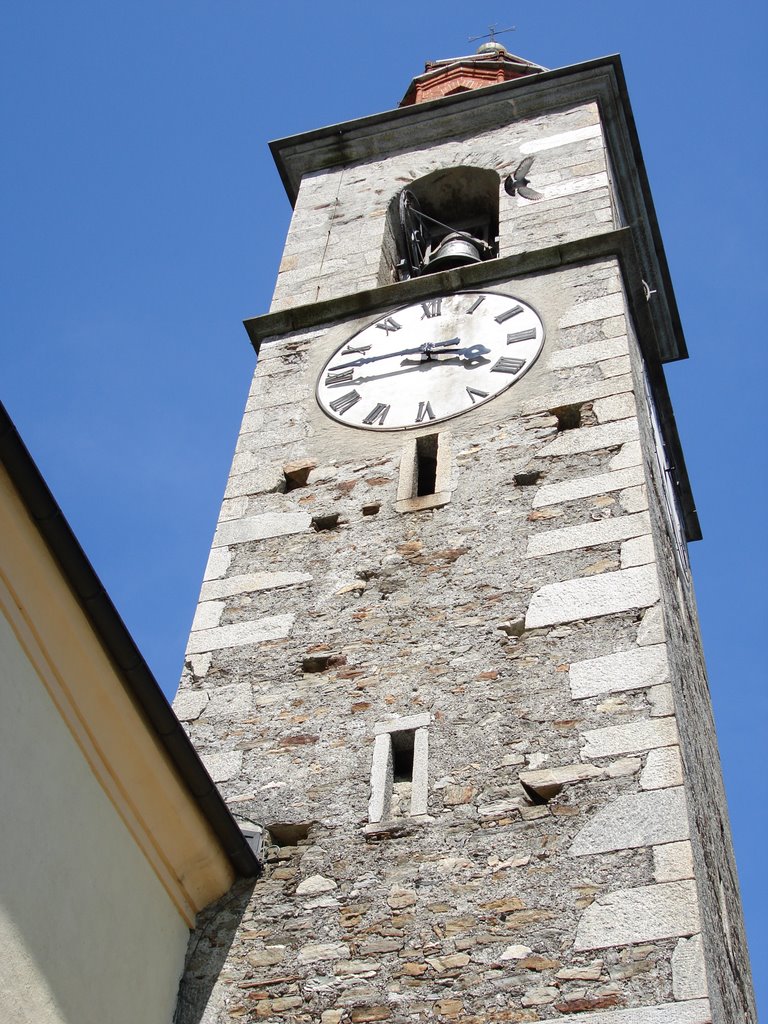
[0,610,190,1024]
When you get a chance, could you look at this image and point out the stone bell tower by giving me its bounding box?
[173,43,756,1024]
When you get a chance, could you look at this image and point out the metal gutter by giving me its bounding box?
[0,400,260,879]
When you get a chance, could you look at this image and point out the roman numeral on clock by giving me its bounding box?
[375,317,402,334]
[421,298,442,319]
[466,387,489,404]
[506,328,537,345]
[325,368,354,386]
[491,356,526,374]
[362,403,390,426]
[494,304,523,324]
[465,295,485,314]
[329,389,362,415]
[341,343,371,355]
[416,401,435,423]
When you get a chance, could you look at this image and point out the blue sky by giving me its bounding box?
[2,0,765,1010]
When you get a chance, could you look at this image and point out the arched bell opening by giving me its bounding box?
[388,166,500,280]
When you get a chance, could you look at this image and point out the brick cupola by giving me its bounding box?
[399,42,546,107]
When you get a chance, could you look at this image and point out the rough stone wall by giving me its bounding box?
[623,320,757,1024]
[270,101,611,310]
[173,253,743,1023]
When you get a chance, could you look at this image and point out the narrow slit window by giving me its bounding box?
[390,730,415,820]
[368,717,430,827]
[396,431,452,513]
[416,434,438,496]
[391,729,415,781]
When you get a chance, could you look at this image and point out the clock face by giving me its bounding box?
[316,291,545,430]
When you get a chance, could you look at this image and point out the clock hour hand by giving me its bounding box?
[401,343,489,366]
[331,337,462,371]
[400,337,461,365]
[426,337,461,351]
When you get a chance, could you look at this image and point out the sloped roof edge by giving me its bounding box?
[0,401,260,880]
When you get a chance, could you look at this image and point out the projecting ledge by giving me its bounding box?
[245,231,638,353]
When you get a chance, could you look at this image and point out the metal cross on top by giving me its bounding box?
[468,24,516,45]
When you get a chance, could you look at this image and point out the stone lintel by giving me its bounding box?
[373,713,431,735]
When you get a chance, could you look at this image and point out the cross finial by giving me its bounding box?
[468,24,516,45]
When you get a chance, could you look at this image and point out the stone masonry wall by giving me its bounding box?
[623,320,756,1024]
[271,101,612,311]
[173,255,731,1023]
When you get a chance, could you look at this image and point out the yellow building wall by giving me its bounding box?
[0,608,191,1024]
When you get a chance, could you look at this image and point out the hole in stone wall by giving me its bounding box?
[416,434,439,496]
[283,460,316,492]
[550,404,582,431]
[266,822,313,846]
[302,652,347,673]
[514,470,541,487]
[361,503,381,516]
[311,512,340,531]
[519,778,562,805]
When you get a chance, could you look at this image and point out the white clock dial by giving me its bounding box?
[316,291,545,430]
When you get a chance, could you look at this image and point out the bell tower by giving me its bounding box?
[173,44,756,1024]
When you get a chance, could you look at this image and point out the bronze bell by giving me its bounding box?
[426,232,484,271]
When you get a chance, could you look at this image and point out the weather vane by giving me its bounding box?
[468,25,516,45]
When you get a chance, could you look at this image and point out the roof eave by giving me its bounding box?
[0,401,261,881]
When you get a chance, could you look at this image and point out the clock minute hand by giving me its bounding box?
[332,343,431,370]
